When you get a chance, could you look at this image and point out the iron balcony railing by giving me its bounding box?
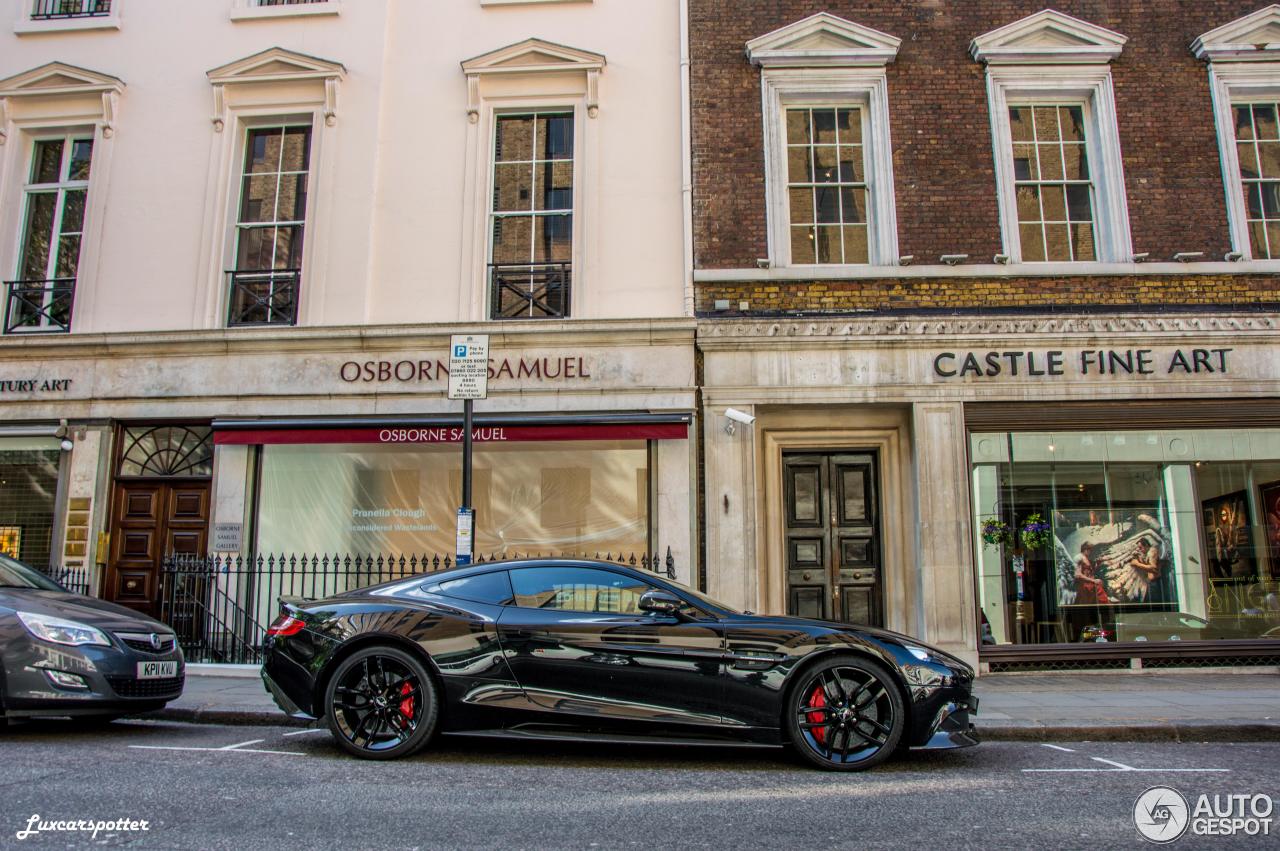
[3,278,75,334]
[31,0,111,19]
[256,0,326,5]
[489,262,571,320]
[160,549,676,664]
[226,269,301,327]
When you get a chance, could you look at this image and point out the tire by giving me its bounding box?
[786,655,905,771]
[324,645,438,761]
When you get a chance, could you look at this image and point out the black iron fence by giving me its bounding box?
[4,278,76,333]
[160,549,676,664]
[35,563,92,596]
[31,0,111,19]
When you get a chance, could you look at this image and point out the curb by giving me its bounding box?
[977,721,1280,743]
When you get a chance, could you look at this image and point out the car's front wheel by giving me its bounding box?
[786,655,905,771]
[324,645,438,760]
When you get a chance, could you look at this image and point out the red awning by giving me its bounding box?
[214,422,688,446]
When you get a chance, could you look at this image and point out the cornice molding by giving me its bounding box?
[971,9,1127,65]
[1193,4,1280,62]
[746,12,900,68]
[696,314,1280,342]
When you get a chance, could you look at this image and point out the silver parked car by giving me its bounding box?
[0,555,184,723]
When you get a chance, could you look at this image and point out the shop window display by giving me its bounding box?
[256,440,650,558]
[0,449,61,570]
[972,430,1280,646]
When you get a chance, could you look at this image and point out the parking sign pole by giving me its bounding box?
[448,334,488,567]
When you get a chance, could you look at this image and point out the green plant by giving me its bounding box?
[980,518,1012,549]
[1020,513,1052,550]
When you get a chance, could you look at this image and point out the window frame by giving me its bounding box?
[477,99,587,320]
[1206,65,1280,261]
[761,70,898,268]
[222,116,318,328]
[7,132,94,334]
[15,0,120,34]
[230,0,340,22]
[985,66,1132,265]
[486,109,578,319]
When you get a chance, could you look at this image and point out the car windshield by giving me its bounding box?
[0,555,65,592]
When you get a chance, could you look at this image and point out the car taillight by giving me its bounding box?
[267,614,306,637]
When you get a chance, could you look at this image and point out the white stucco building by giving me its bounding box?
[0,0,697,616]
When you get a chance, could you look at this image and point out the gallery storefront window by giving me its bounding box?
[971,428,1280,647]
[0,446,62,570]
[256,440,651,557]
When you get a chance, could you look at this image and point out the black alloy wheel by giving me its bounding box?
[325,646,438,760]
[787,655,904,771]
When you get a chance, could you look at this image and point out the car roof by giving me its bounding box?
[423,557,658,582]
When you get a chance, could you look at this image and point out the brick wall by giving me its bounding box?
[691,1,1264,286]
[696,274,1280,315]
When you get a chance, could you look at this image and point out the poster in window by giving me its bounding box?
[1260,481,1280,580]
[1202,490,1256,582]
[1053,508,1175,606]
[0,526,19,559]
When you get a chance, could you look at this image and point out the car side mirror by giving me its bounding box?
[638,589,684,617]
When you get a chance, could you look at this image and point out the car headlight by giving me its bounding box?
[903,643,933,662]
[17,612,111,647]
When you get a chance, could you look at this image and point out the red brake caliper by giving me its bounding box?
[397,681,415,725]
[806,684,827,745]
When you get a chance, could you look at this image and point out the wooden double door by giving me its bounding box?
[105,481,210,615]
[783,452,884,626]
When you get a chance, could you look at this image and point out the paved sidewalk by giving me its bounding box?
[157,667,1280,741]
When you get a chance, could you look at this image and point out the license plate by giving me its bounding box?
[136,661,178,679]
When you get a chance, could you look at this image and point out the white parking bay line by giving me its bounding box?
[1040,744,1076,753]
[282,728,328,737]
[127,745,305,756]
[220,739,264,750]
[1025,756,1231,774]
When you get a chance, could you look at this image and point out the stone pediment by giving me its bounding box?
[746,13,901,68]
[207,47,346,86]
[1193,5,1280,62]
[0,62,124,98]
[970,9,1127,65]
[461,39,606,76]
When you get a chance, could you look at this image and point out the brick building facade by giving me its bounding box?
[692,2,1280,668]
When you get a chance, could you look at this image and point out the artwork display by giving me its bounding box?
[1260,481,1280,581]
[0,526,19,559]
[1202,491,1256,582]
[1053,508,1176,607]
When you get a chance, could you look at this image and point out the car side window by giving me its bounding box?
[420,570,514,606]
[509,567,656,614]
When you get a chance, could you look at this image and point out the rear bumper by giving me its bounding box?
[260,636,322,720]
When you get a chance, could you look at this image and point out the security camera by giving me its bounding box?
[723,407,755,436]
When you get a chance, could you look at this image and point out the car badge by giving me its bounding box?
[150,633,162,650]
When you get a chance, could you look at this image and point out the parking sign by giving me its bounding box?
[447,334,490,400]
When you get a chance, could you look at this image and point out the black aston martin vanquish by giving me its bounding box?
[260,559,977,770]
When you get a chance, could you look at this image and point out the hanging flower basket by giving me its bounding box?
[980,518,1012,549]
[1020,513,1052,551]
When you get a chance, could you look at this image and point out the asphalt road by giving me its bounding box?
[0,720,1276,850]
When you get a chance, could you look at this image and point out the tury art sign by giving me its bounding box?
[0,378,73,394]
[339,355,591,385]
[932,348,1233,380]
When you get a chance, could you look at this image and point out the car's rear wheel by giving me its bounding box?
[786,655,904,771]
[325,646,438,760]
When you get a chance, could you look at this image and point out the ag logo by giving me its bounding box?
[1134,786,1190,843]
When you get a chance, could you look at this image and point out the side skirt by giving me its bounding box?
[446,725,782,749]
